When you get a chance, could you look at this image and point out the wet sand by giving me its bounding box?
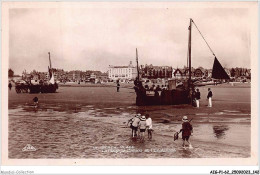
[8,84,251,158]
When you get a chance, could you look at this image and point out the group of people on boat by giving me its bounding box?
[144,84,169,91]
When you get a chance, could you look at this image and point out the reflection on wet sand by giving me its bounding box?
[213,125,230,139]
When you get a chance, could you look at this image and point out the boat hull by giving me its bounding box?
[28,84,58,94]
[135,88,190,106]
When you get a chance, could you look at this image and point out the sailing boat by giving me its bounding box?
[28,52,58,93]
[134,19,229,106]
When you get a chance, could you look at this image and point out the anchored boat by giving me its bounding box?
[27,52,58,93]
[134,19,230,106]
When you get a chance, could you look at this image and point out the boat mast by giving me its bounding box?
[188,19,192,91]
[48,52,52,69]
[136,48,140,81]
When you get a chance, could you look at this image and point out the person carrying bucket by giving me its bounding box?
[179,116,193,149]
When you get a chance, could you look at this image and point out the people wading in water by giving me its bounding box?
[145,114,153,140]
[179,116,193,149]
[139,115,147,142]
[131,114,141,138]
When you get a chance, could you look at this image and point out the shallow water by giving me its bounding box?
[8,86,251,158]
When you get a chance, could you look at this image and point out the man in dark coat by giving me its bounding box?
[207,88,213,107]
[117,81,120,92]
[195,88,200,108]
[8,82,12,90]
[180,116,193,148]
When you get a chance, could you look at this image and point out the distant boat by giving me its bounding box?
[134,19,230,106]
[28,52,58,93]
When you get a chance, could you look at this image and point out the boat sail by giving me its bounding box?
[212,57,230,79]
[134,19,230,106]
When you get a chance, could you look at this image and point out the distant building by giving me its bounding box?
[38,72,48,81]
[68,70,81,81]
[203,70,208,77]
[171,68,176,78]
[173,68,183,79]
[141,64,172,79]
[51,68,65,81]
[245,69,251,78]
[230,68,236,77]
[97,72,109,82]
[224,68,231,77]
[108,61,137,80]
[193,68,204,78]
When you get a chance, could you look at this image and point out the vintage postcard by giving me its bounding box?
[1,1,258,166]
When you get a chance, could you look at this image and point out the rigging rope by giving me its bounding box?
[192,20,216,57]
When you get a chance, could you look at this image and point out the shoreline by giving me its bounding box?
[58,82,251,88]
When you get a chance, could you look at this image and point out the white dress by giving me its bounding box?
[146,118,152,129]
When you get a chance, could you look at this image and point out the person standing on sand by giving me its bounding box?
[139,115,147,141]
[145,114,153,140]
[207,88,213,107]
[117,81,120,92]
[195,88,200,108]
[131,114,141,138]
[8,82,12,90]
[180,116,193,149]
[33,97,39,108]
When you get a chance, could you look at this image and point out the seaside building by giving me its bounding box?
[193,68,204,78]
[173,68,183,79]
[108,61,137,80]
[67,70,81,82]
[141,64,172,79]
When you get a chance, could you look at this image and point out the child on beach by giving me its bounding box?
[139,115,147,141]
[127,116,135,136]
[145,114,153,140]
[131,114,141,138]
[180,116,193,149]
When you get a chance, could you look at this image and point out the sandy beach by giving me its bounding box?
[8,83,251,158]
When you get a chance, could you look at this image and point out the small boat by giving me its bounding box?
[28,52,58,94]
[134,19,230,106]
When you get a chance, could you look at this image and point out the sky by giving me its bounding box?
[9,7,250,75]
